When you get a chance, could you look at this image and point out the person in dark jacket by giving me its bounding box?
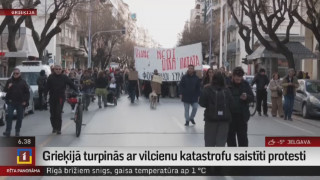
[80,70,95,111]
[46,65,78,134]
[282,68,299,121]
[227,67,254,147]
[251,68,270,116]
[128,67,139,103]
[179,65,201,126]
[37,70,48,110]
[3,68,30,137]
[67,71,80,113]
[202,68,215,88]
[114,69,123,98]
[95,71,108,108]
[199,72,234,147]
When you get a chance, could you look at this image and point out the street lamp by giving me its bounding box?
[87,28,126,68]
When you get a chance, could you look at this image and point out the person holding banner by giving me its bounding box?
[151,69,162,103]
[128,67,139,104]
[179,65,201,126]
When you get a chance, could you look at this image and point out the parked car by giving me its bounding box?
[244,75,256,96]
[293,79,320,118]
[15,61,51,109]
[0,77,34,116]
[0,79,7,123]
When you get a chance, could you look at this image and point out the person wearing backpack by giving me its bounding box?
[199,72,234,147]
[37,70,48,110]
[227,67,254,147]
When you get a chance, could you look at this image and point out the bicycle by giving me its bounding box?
[67,92,83,137]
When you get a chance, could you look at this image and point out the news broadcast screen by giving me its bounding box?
[1,0,320,179]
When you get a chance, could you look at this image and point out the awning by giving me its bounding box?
[247,42,317,60]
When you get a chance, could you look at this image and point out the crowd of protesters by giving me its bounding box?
[1,62,303,150]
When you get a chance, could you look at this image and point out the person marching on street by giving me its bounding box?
[128,67,139,104]
[151,69,162,103]
[3,68,30,137]
[37,70,48,110]
[251,68,270,116]
[80,70,95,111]
[268,72,284,118]
[67,71,80,113]
[282,68,299,121]
[95,71,108,108]
[179,65,201,126]
[202,68,215,88]
[46,65,78,134]
[114,69,123,98]
[227,67,254,147]
[199,71,234,147]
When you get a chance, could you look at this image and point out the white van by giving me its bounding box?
[15,61,51,109]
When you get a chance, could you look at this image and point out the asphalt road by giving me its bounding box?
[1,94,320,180]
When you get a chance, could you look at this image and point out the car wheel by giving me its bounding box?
[302,104,309,119]
[29,100,35,114]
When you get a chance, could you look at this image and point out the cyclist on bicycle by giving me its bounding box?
[80,70,95,111]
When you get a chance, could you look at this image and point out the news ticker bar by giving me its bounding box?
[32,147,320,166]
[1,166,320,176]
[0,9,37,16]
[1,146,320,166]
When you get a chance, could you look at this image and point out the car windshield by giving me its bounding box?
[306,81,320,93]
[245,77,254,85]
[20,72,39,86]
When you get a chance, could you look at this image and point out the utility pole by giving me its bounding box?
[88,0,92,68]
[224,2,228,69]
[209,5,213,66]
[219,0,223,68]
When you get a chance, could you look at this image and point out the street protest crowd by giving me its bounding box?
[1,64,301,148]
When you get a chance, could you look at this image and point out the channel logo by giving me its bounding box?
[17,149,32,165]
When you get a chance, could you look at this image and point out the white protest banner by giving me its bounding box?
[134,43,203,82]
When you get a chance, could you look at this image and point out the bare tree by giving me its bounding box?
[113,39,136,68]
[291,0,320,51]
[228,0,296,69]
[1,0,41,51]
[178,21,219,62]
[76,1,125,69]
[25,0,80,58]
[1,0,41,73]
[227,0,253,55]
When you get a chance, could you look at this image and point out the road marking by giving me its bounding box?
[270,118,316,135]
